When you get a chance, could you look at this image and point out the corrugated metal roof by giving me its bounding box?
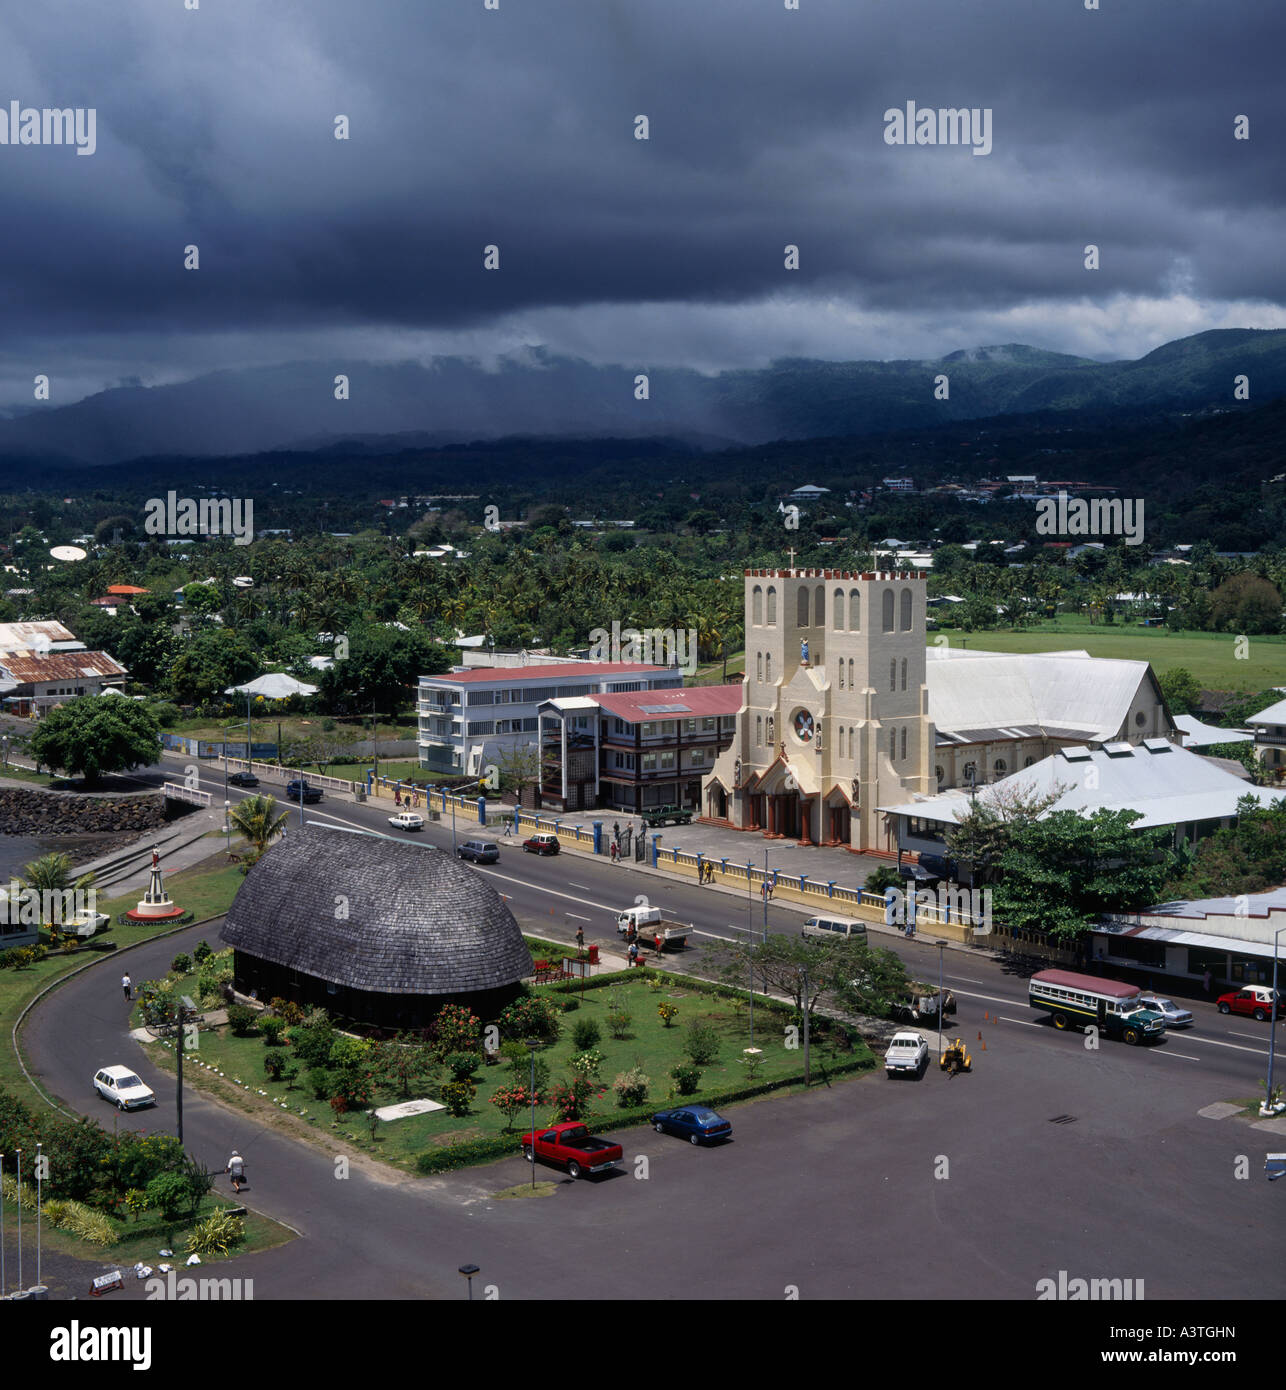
[1174,715,1254,748]
[0,650,127,682]
[1245,698,1286,726]
[927,649,1154,743]
[881,741,1286,830]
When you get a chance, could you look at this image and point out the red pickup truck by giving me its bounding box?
[521,1122,623,1179]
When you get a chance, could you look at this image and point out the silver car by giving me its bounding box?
[1138,995,1194,1029]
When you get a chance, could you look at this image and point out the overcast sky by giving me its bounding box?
[1,0,1283,407]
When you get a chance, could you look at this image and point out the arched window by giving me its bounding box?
[756,652,763,683]
[752,586,763,626]
[838,661,845,690]
[889,726,897,758]
[900,727,907,761]
[993,758,1007,775]
[797,586,810,627]
[766,586,777,625]
[882,589,895,632]
[833,589,845,630]
[765,653,773,682]
[839,726,846,758]
[850,589,861,631]
[814,585,825,626]
[849,726,856,759]
[847,658,854,690]
[900,657,908,691]
[900,588,913,631]
[935,765,945,784]
[1023,756,1035,768]
[963,761,977,785]
[889,659,897,692]
[756,715,762,747]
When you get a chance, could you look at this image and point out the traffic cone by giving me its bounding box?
[980,1039,986,1050]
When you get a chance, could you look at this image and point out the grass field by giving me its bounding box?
[929,621,1286,688]
[139,972,873,1173]
[170,714,414,744]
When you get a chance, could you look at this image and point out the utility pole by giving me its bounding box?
[176,1006,184,1145]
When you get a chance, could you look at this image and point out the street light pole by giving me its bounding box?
[526,1041,538,1189]
[936,940,947,1060]
[1266,926,1285,1115]
[451,778,483,855]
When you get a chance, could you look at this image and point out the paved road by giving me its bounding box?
[21,909,1286,1301]
[16,748,1285,1299]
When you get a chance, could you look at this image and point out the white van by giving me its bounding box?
[801,915,867,943]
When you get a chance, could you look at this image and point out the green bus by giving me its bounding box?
[1028,969,1166,1045]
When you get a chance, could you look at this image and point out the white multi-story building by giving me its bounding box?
[417,661,682,776]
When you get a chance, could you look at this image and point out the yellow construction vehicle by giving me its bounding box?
[940,1038,972,1075]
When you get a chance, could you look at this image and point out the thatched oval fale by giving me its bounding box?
[218,828,533,1027]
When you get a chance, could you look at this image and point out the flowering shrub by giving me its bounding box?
[497,995,561,1044]
[568,1049,604,1081]
[548,1077,599,1122]
[606,1010,633,1039]
[263,1052,285,1081]
[490,1083,540,1130]
[670,1062,702,1096]
[268,996,305,1025]
[657,1002,679,1028]
[613,1068,649,1108]
[433,1003,482,1057]
[439,1080,476,1117]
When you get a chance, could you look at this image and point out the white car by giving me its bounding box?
[93,1065,156,1111]
[884,1031,930,1077]
[65,911,111,939]
[388,812,425,831]
[1138,995,1195,1029]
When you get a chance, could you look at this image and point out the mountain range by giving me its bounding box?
[4,328,1285,468]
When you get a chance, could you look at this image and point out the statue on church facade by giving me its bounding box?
[800,637,809,667]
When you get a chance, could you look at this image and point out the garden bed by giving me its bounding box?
[137,969,876,1174]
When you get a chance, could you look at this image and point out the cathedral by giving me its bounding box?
[705,567,934,854]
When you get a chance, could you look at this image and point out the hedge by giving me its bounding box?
[410,1059,877,1173]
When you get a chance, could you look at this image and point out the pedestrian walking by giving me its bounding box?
[121,972,132,1000]
[610,841,619,863]
[225,1150,246,1195]
[503,817,513,837]
[1203,968,1212,996]
[628,941,639,967]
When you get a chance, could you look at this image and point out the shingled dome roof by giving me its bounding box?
[220,828,532,995]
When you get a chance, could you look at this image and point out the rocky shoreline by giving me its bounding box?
[0,784,168,838]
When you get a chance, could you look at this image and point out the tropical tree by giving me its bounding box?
[29,697,162,785]
[227,794,290,866]
[12,852,96,941]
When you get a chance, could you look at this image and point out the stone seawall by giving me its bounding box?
[0,785,169,837]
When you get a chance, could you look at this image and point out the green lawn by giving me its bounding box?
[930,620,1286,688]
[138,973,872,1173]
[170,714,414,745]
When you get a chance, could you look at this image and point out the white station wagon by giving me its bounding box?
[93,1065,156,1111]
[388,812,425,831]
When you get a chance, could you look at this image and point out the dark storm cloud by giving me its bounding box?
[0,0,1282,395]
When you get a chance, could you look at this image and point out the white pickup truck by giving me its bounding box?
[616,905,691,951]
[884,1030,930,1078]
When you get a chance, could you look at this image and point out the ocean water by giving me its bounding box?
[0,831,136,882]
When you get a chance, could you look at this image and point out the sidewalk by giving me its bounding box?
[77,806,232,899]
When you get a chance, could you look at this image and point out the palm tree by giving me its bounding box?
[227,794,290,866]
[16,852,96,941]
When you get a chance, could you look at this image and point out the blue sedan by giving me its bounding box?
[650,1106,732,1145]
